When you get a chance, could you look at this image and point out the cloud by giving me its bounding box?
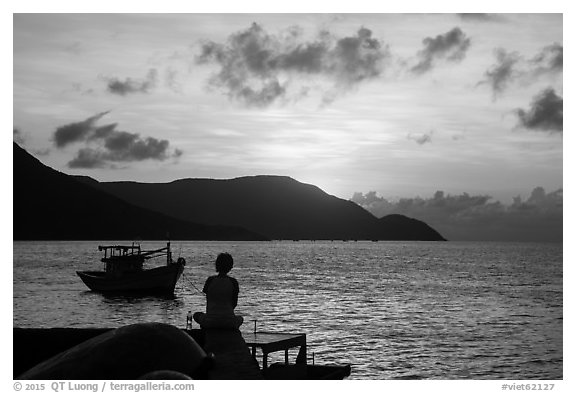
[105,69,158,96]
[411,27,471,74]
[479,44,563,97]
[52,112,182,168]
[53,111,111,147]
[64,41,84,56]
[68,148,108,169]
[516,88,563,132]
[104,132,172,161]
[407,130,433,145]
[67,135,175,168]
[33,148,51,156]
[164,68,183,93]
[351,187,562,242]
[479,48,521,98]
[196,23,389,106]
[530,43,563,75]
[457,13,502,22]
[13,128,26,145]
[69,82,95,96]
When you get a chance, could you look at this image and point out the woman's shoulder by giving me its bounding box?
[228,276,239,290]
[209,274,238,285]
[207,274,236,282]
[204,275,218,285]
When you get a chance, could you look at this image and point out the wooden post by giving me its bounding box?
[296,342,307,365]
[167,242,171,266]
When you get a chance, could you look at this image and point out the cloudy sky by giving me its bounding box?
[13,12,563,240]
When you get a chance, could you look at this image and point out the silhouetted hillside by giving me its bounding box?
[76,175,446,241]
[13,143,267,241]
[377,214,447,241]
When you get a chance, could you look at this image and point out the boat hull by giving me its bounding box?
[77,263,184,295]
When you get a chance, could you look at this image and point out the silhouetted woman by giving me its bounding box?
[193,252,244,329]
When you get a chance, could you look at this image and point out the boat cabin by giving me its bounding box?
[98,243,173,277]
[99,245,145,276]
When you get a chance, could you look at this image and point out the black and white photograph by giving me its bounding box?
[10,4,565,388]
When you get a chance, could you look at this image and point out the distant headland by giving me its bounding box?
[13,143,446,241]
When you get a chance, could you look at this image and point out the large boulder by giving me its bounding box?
[18,323,209,380]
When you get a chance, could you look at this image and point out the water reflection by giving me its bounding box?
[13,241,562,379]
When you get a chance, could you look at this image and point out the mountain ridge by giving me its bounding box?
[13,143,267,241]
[14,142,445,241]
[73,172,446,241]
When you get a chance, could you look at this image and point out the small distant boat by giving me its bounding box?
[77,242,185,296]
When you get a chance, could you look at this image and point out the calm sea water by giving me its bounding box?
[13,241,562,380]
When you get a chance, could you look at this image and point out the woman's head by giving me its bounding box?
[215,252,234,274]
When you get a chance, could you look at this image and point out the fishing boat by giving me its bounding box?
[77,242,186,296]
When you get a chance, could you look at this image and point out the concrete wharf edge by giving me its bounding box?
[13,327,266,379]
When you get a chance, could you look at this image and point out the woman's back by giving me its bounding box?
[204,275,239,316]
[193,252,243,329]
